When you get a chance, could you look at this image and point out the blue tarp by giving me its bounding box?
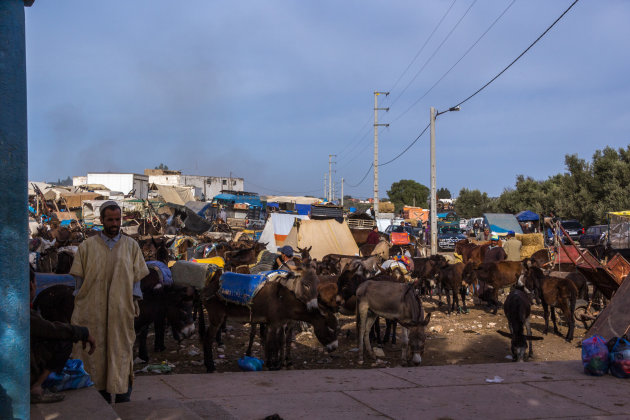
[185,201,214,217]
[267,202,280,208]
[35,273,74,296]
[213,193,262,207]
[483,213,523,234]
[218,270,287,305]
[516,210,540,222]
[295,204,311,216]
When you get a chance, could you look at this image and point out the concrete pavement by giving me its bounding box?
[31,361,630,420]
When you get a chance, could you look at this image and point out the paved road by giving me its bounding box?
[32,360,630,420]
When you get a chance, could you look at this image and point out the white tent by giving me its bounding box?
[283,218,360,260]
[258,213,309,253]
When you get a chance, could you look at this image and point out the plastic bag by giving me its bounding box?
[608,337,630,379]
[238,356,264,371]
[42,359,94,392]
[582,335,609,376]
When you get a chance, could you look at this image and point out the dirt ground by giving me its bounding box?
[134,291,584,376]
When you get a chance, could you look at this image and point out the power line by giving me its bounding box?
[395,0,517,118]
[342,0,580,191]
[453,0,580,109]
[386,0,458,102]
[345,163,373,188]
[390,0,478,121]
[379,123,431,167]
[336,114,373,161]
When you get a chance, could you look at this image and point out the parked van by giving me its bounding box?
[465,217,484,233]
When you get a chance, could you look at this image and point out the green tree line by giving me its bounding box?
[454,146,630,225]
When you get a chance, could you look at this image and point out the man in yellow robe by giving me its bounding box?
[70,201,148,403]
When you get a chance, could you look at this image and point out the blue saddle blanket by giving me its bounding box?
[218,270,287,305]
[35,273,74,296]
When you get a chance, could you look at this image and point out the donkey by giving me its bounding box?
[202,275,338,372]
[497,288,543,362]
[519,264,577,342]
[356,280,431,366]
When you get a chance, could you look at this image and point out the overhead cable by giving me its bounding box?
[397,0,516,117]
[452,0,580,109]
[390,0,478,121]
[386,0,458,103]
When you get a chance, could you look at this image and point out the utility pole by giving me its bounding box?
[328,154,336,202]
[373,91,389,218]
[323,173,327,200]
[430,107,438,256]
[429,105,460,255]
[341,178,344,207]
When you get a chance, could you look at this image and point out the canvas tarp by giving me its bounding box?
[483,213,523,234]
[258,213,309,253]
[28,181,53,197]
[60,192,102,209]
[283,218,359,260]
[156,184,195,206]
[81,200,139,224]
[516,210,540,222]
[43,187,72,201]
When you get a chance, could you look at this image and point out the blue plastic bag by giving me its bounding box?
[582,335,609,376]
[238,356,264,372]
[608,337,630,379]
[42,359,94,392]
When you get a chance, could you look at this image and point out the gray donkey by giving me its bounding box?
[356,280,431,366]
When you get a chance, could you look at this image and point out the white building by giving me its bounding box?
[74,173,149,199]
[144,169,244,200]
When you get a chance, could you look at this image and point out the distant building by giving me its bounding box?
[144,169,244,200]
[74,173,149,199]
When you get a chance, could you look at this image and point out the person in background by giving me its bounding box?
[484,234,507,263]
[502,230,522,261]
[478,227,491,241]
[30,268,95,404]
[70,201,149,404]
[274,245,296,271]
[366,226,381,245]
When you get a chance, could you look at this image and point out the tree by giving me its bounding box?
[437,187,451,199]
[454,188,494,219]
[155,163,169,170]
[386,179,429,212]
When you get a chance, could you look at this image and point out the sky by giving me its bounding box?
[25,0,630,199]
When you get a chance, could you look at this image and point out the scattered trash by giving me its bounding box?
[187,345,200,357]
[190,361,204,366]
[133,357,147,365]
[135,361,174,374]
[218,354,225,359]
[217,347,225,353]
[485,376,504,383]
[505,355,513,360]
[448,329,455,333]
[487,322,496,328]
[373,348,385,358]
[238,356,263,371]
[348,348,359,352]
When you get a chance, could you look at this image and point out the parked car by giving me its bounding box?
[579,225,607,247]
[559,219,584,242]
[384,224,418,242]
[437,226,467,251]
